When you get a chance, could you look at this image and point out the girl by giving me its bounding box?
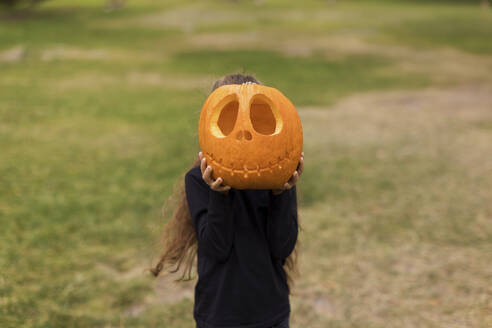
[151,73,304,328]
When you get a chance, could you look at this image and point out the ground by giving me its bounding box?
[0,0,491,327]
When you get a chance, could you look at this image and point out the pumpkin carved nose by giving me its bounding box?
[236,130,252,141]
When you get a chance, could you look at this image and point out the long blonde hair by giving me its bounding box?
[151,73,301,292]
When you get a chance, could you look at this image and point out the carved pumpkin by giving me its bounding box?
[198,83,303,189]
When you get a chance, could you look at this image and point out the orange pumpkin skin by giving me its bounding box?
[198,83,303,190]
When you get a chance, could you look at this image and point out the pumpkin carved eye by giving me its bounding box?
[250,94,280,135]
[215,97,239,137]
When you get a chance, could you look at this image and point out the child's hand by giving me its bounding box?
[199,151,231,195]
[272,152,304,196]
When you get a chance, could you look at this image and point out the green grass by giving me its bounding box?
[1,0,492,327]
[384,10,492,54]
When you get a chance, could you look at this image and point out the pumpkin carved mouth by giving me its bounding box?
[206,149,294,178]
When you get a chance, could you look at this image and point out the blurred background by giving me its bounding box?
[1,0,491,327]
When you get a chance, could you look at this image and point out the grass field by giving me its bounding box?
[1,0,491,327]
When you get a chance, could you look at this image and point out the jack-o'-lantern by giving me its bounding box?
[198,83,303,189]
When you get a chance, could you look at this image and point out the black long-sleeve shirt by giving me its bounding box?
[184,165,299,328]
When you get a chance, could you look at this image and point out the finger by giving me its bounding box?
[287,170,298,185]
[210,177,224,190]
[291,170,299,185]
[203,165,213,185]
[216,185,231,193]
[297,155,304,176]
[199,151,203,161]
[272,188,282,195]
[200,157,207,175]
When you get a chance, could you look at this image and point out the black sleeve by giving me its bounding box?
[266,185,299,260]
[185,170,235,263]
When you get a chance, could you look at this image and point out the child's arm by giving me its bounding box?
[266,185,299,260]
[185,171,234,263]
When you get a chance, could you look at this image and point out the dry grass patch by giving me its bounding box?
[100,6,256,33]
[40,46,158,62]
[52,72,216,92]
[300,84,492,165]
[122,272,195,318]
[0,45,26,62]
